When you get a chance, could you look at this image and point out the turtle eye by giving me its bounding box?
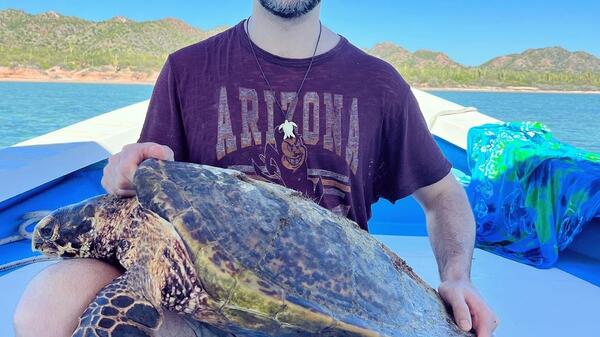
[39,226,53,239]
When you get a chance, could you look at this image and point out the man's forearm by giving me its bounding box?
[414,174,497,334]
[425,184,476,282]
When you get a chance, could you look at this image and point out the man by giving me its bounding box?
[14,0,498,336]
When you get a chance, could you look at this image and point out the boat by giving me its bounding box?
[1,89,598,337]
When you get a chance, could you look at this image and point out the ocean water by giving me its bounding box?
[0,82,598,153]
[430,90,600,153]
[0,82,153,148]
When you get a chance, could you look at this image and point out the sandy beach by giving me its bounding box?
[0,67,157,85]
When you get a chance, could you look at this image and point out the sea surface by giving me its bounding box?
[0,81,153,147]
[430,90,600,153]
[0,82,598,152]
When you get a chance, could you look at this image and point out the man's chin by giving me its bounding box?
[258,0,321,19]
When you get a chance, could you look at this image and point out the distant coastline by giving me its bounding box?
[2,72,599,94]
[0,77,154,86]
[0,67,157,86]
[3,9,600,93]
[421,86,600,95]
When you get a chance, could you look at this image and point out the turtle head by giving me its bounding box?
[33,195,107,258]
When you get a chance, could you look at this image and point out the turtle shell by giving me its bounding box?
[134,159,472,337]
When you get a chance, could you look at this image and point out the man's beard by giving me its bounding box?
[258,0,321,18]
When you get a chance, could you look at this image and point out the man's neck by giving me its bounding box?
[247,0,340,59]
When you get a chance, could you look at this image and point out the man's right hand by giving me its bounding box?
[101,142,174,196]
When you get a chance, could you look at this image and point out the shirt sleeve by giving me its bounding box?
[137,55,189,161]
[378,88,452,203]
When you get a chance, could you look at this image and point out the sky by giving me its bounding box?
[1,0,599,66]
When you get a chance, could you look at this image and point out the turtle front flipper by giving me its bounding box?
[73,270,163,337]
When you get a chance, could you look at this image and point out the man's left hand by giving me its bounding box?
[438,279,499,337]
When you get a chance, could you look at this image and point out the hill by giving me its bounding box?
[482,47,600,73]
[367,42,463,69]
[1,9,599,90]
[367,43,600,90]
[0,9,226,81]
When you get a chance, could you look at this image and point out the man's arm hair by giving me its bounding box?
[413,172,475,281]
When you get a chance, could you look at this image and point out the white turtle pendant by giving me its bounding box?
[278,119,297,139]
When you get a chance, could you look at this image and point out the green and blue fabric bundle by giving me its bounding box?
[466,121,600,268]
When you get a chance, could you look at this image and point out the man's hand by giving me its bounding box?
[101,142,174,196]
[438,279,498,337]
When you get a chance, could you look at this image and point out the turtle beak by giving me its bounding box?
[33,240,61,256]
[32,215,58,255]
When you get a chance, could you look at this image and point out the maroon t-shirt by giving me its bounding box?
[139,20,451,230]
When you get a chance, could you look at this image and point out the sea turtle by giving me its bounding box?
[33,159,473,337]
